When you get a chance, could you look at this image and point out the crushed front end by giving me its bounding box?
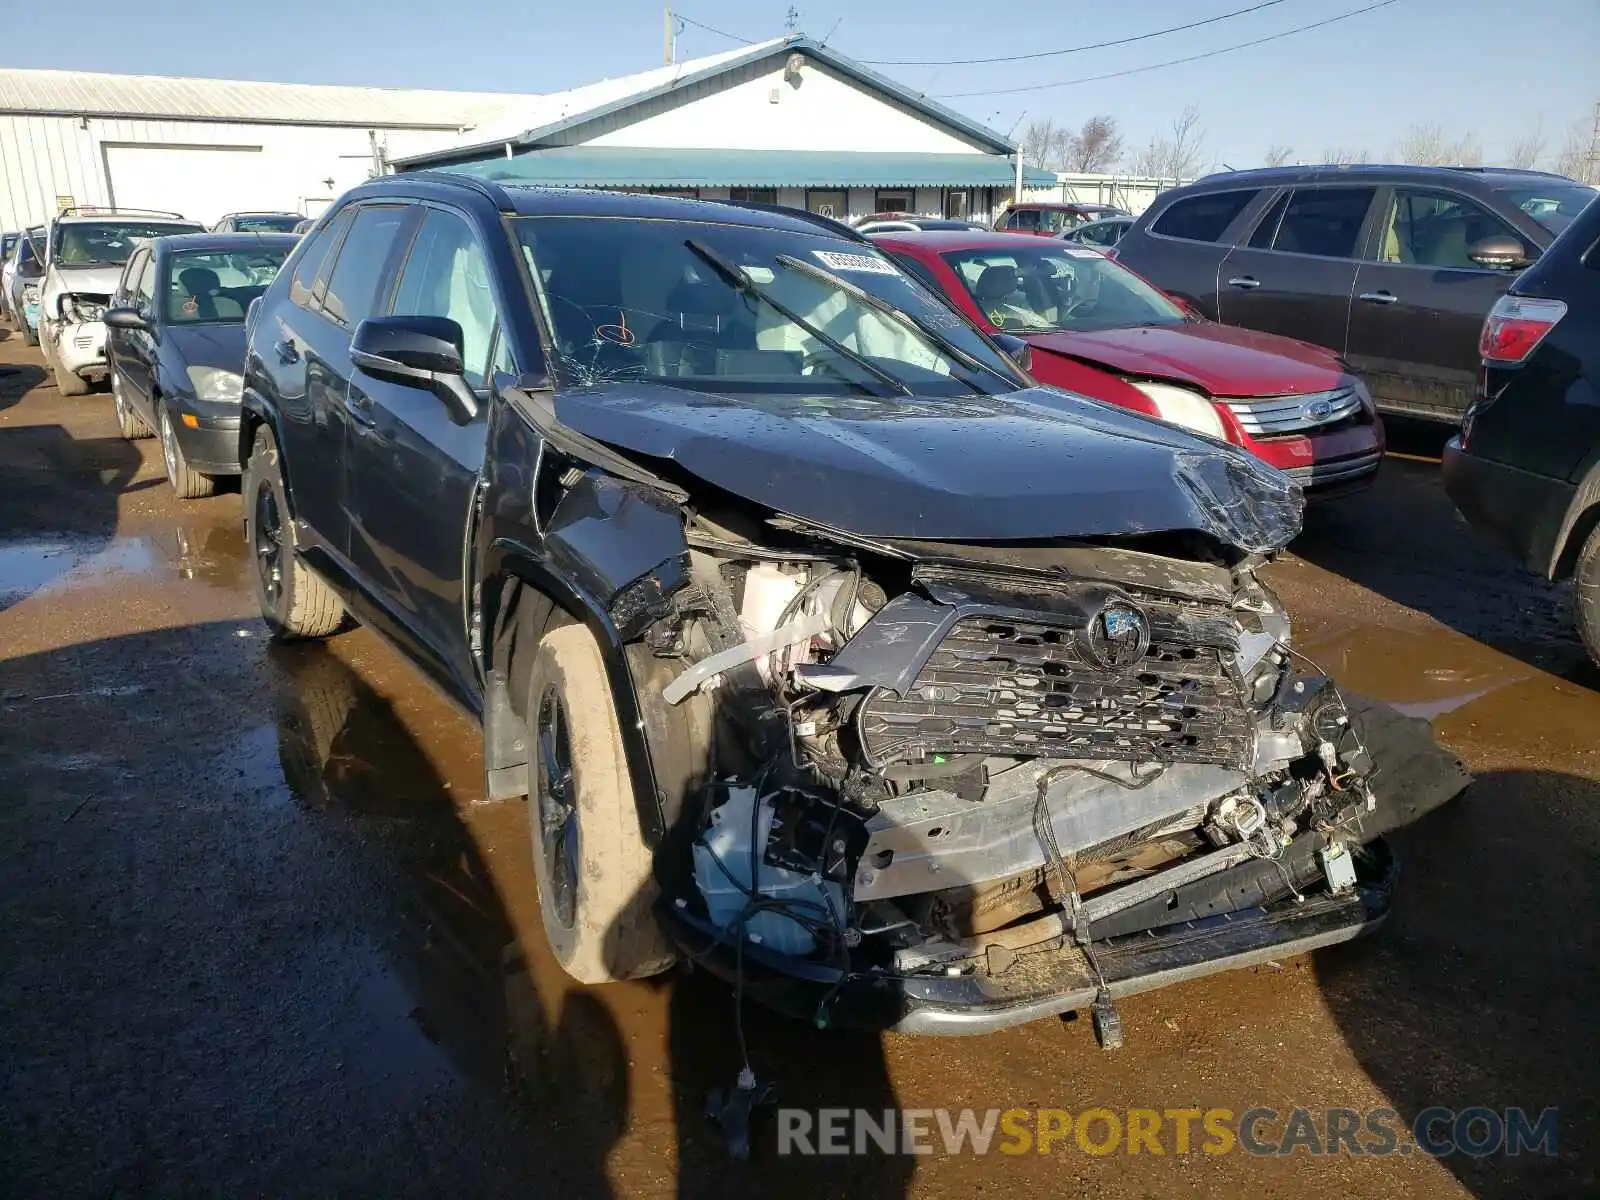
[651,526,1461,1038]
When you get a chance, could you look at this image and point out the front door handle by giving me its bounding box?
[274,338,299,364]
[1226,276,1261,290]
[345,389,376,429]
[1359,291,1399,305]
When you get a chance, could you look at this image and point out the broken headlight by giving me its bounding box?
[60,295,106,323]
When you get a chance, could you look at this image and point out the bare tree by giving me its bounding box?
[1506,123,1546,170]
[1066,115,1124,172]
[1321,146,1372,165]
[1394,122,1481,166]
[1263,144,1294,167]
[1020,117,1073,171]
[1126,105,1206,182]
[1554,119,1597,183]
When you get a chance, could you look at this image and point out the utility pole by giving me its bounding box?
[664,5,674,64]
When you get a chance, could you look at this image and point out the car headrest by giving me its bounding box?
[974,264,1020,303]
[179,267,221,295]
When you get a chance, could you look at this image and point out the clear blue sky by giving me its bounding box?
[4,0,1595,168]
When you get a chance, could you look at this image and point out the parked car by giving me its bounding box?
[292,217,316,235]
[212,212,304,233]
[854,216,984,234]
[1114,165,1597,423]
[1062,215,1133,248]
[2,226,44,343]
[872,230,1384,496]
[993,201,1130,236]
[103,232,296,497]
[1442,192,1600,664]
[234,173,1458,1037]
[38,207,204,395]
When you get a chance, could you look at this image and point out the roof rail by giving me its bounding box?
[710,200,869,243]
[388,169,519,213]
[57,205,190,220]
[1447,165,1578,181]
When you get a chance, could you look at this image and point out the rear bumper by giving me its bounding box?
[660,840,1396,1037]
[1442,436,1574,578]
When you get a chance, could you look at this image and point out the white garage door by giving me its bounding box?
[103,143,279,227]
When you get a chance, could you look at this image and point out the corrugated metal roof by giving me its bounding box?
[0,67,537,130]
[450,147,1056,189]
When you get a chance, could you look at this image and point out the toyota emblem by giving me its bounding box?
[1084,601,1151,672]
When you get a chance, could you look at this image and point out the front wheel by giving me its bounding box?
[159,406,218,499]
[1574,521,1600,669]
[243,426,345,640]
[45,336,89,396]
[527,620,676,984]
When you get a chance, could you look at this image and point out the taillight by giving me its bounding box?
[1480,295,1566,365]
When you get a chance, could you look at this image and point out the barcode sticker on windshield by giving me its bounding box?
[814,250,900,276]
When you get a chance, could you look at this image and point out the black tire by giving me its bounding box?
[1574,521,1600,669]
[243,425,345,640]
[111,372,152,439]
[159,406,218,499]
[527,620,676,984]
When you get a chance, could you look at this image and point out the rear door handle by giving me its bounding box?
[274,338,299,364]
[1226,276,1261,290]
[1359,291,1398,305]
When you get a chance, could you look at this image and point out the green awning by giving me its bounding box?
[442,147,1057,190]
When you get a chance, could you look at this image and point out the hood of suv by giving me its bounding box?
[45,264,123,295]
[552,383,1303,552]
[1024,323,1345,398]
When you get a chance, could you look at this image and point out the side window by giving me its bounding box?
[1256,187,1376,258]
[389,208,499,387]
[1378,189,1532,270]
[321,205,411,329]
[133,253,156,310]
[1011,209,1041,231]
[489,328,516,377]
[1151,189,1262,242]
[289,210,349,309]
[1247,193,1290,249]
[117,250,145,303]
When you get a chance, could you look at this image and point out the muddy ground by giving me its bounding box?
[0,331,1595,1199]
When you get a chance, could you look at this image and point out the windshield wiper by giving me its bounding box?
[773,253,1021,389]
[683,238,910,397]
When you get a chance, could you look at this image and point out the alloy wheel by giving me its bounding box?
[253,481,285,608]
[536,687,580,930]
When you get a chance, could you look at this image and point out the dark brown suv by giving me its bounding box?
[1114,165,1595,421]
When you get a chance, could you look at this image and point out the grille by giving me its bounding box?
[859,614,1254,769]
[1223,387,1362,437]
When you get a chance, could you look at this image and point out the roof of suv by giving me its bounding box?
[376,171,867,240]
[1184,164,1582,192]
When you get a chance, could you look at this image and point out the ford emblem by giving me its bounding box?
[1305,397,1333,422]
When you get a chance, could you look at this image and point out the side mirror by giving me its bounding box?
[350,315,478,423]
[1468,235,1534,271]
[103,306,147,331]
[990,332,1034,374]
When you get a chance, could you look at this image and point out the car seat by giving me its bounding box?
[176,267,244,321]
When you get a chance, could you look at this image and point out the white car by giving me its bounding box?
[39,209,203,395]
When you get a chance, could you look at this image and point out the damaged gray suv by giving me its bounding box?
[239,175,1462,1040]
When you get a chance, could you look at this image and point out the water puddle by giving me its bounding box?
[0,522,249,606]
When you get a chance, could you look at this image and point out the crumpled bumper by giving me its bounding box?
[53,320,107,377]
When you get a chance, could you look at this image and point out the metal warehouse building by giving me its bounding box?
[0,36,1053,231]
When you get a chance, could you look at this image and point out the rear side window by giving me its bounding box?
[1251,187,1376,258]
[321,205,411,328]
[289,210,349,309]
[1150,190,1260,242]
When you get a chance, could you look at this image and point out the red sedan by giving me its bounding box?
[871,230,1384,497]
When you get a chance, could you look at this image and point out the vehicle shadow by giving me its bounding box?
[1314,768,1599,1197]
[1295,427,1586,679]
[0,625,627,1195]
[0,361,46,415]
[0,420,142,612]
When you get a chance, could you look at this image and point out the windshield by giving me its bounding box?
[1501,185,1596,235]
[163,247,290,325]
[231,215,301,233]
[514,216,1022,396]
[54,221,203,267]
[940,244,1187,334]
